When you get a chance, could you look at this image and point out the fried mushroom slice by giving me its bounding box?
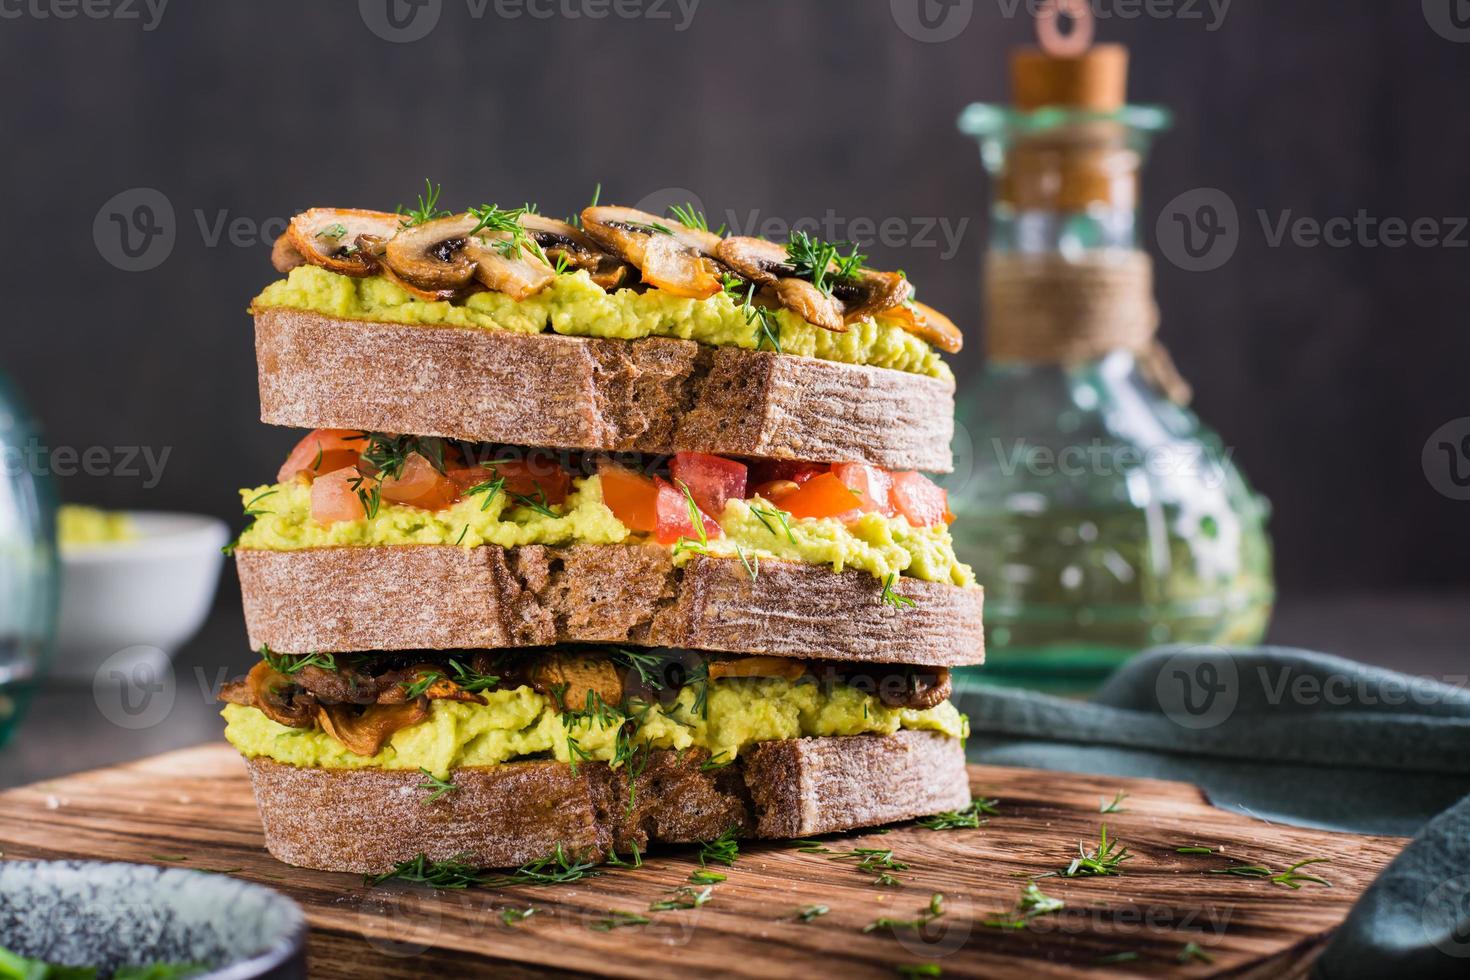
[835,269,913,322]
[244,660,317,729]
[286,208,402,277]
[460,232,555,301]
[580,206,723,299]
[522,215,633,290]
[774,277,846,332]
[877,667,952,710]
[714,236,791,287]
[879,300,964,354]
[316,701,429,758]
[383,214,481,291]
[706,655,808,682]
[528,651,625,712]
[270,234,305,274]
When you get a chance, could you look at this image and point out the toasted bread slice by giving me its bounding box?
[244,730,969,873]
[236,544,985,667]
[255,308,956,472]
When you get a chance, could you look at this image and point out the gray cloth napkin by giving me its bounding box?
[952,646,1470,978]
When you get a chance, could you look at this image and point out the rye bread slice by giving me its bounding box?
[235,544,985,667]
[255,307,956,472]
[243,730,969,873]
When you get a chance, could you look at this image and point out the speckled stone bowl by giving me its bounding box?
[0,861,306,979]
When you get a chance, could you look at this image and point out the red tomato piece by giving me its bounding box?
[670,453,747,519]
[654,477,723,546]
[777,472,867,523]
[277,429,364,485]
[890,471,952,527]
[449,457,571,506]
[378,453,457,511]
[747,460,828,488]
[597,459,659,532]
[831,462,895,517]
[310,466,369,525]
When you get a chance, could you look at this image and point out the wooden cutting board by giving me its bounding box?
[0,745,1405,979]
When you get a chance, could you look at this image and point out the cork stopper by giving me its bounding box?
[1011,44,1128,111]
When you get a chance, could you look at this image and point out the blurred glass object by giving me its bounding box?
[953,98,1274,692]
[0,375,57,746]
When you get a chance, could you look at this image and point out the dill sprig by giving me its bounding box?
[416,768,457,804]
[749,503,796,544]
[462,473,506,511]
[1054,824,1132,878]
[446,657,499,693]
[1176,846,1217,855]
[721,274,782,353]
[671,479,710,556]
[604,842,643,868]
[863,893,945,934]
[1179,942,1216,964]
[796,904,829,922]
[507,486,559,518]
[649,886,713,911]
[785,230,865,296]
[689,869,726,885]
[983,882,1065,930]
[917,798,999,830]
[667,202,724,234]
[260,646,336,675]
[397,178,450,228]
[699,752,734,772]
[881,573,917,610]
[896,966,942,979]
[608,647,667,691]
[1209,857,1332,889]
[1099,790,1129,814]
[400,669,445,700]
[481,844,602,887]
[589,910,651,931]
[467,203,537,259]
[225,488,280,556]
[734,542,760,581]
[366,853,481,889]
[698,825,740,867]
[500,906,538,926]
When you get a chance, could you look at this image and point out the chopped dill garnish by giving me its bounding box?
[500,906,538,926]
[366,853,482,889]
[1052,824,1131,878]
[863,893,944,934]
[416,768,457,804]
[698,825,740,867]
[589,910,651,931]
[1099,790,1129,814]
[397,178,450,228]
[796,904,829,922]
[982,882,1064,930]
[481,844,601,887]
[400,669,445,700]
[749,503,796,544]
[1178,942,1215,964]
[649,886,713,911]
[917,798,999,830]
[881,573,917,610]
[260,646,336,675]
[1209,857,1332,889]
[785,230,865,296]
[689,869,726,885]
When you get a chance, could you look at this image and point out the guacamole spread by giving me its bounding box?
[253,265,952,380]
[223,677,969,779]
[236,476,975,587]
[58,505,137,549]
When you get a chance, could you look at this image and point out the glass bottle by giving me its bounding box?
[0,374,57,747]
[951,61,1274,692]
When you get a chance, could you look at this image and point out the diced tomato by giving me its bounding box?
[890,471,952,527]
[832,462,895,517]
[777,472,867,523]
[310,466,369,525]
[448,457,571,506]
[597,459,658,532]
[747,460,828,488]
[654,477,723,546]
[378,453,457,511]
[277,429,364,484]
[670,452,747,519]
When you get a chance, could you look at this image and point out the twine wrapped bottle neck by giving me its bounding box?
[983,250,1192,404]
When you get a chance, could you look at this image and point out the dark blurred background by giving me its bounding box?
[3,0,1468,601]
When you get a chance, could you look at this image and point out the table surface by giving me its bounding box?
[4,591,1467,790]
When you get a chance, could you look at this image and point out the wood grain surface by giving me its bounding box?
[0,745,1406,978]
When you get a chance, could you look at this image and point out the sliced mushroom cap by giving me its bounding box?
[317,701,429,757]
[384,213,481,291]
[286,208,402,277]
[835,269,913,322]
[270,233,305,274]
[580,206,723,299]
[774,277,846,332]
[378,260,466,302]
[522,215,634,290]
[460,232,556,302]
[714,237,792,287]
[529,651,624,713]
[245,660,317,728]
[876,667,952,710]
[880,300,964,354]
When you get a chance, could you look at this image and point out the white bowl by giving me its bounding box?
[55,511,229,683]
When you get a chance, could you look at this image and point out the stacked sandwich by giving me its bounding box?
[220,194,985,872]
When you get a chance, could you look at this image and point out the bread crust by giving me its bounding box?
[255,308,956,472]
[243,731,970,873]
[235,544,985,667]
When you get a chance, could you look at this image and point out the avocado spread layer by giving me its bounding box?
[253,265,952,380]
[223,676,968,780]
[236,476,974,586]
